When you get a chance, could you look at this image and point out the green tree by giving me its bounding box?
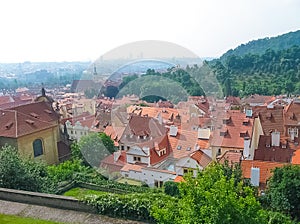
[266,165,300,220]
[0,145,53,193]
[151,163,265,224]
[163,181,180,197]
[76,132,116,167]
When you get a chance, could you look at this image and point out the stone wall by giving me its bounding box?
[0,187,96,213]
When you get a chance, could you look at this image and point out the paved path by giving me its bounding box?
[0,200,144,224]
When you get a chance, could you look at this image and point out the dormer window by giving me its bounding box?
[266,138,271,148]
[243,118,250,126]
[223,116,231,124]
[220,128,228,136]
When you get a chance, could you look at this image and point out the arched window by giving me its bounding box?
[33,139,44,157]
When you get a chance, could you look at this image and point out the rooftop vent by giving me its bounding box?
[25,119,34,125]
[5,122,13,129]
[177,145,182,150]
[30,112,39,118]
[44,109,52,114]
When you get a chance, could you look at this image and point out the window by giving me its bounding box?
[133,156,141,162]
[288,127,299,137]
[33,139,44,157]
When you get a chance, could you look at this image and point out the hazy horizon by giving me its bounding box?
[0,0,299,63]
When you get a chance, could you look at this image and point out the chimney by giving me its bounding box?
[243,137,250,158]
[271,131,280,147]
[250,167,260,187]
[290,129,295,142]
[113,150,121,162]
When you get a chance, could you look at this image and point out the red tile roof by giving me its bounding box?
[174,175,185,183]
[100,151,127,173]
[292,149,300,165]
[241,160,286,184]
[254,135,294,163]
[190,150,212,168]
[218,150,242,165]
[0,102,58,138]
[210,110,253,149]
[252,106,284,135]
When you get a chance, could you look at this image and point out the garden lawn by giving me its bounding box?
[63,187,107,199]
[0,214,65,224]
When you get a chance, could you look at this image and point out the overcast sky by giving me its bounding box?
[0,0,299,62]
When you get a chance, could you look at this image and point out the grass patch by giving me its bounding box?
[63,187,107,199]
[116,177,142,186]
[0,214,64,224]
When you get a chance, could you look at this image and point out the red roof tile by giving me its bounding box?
[0,102,58,138]
[241,160,286,184]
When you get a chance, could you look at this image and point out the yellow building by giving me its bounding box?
[0,101,60,164]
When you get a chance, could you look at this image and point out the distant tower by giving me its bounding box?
[93,64,97,76]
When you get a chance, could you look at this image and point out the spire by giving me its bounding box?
[41,87,46,97]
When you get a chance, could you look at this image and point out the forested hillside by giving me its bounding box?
[221,30,300,60]
[210,45,300,97]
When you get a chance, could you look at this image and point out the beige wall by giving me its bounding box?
[17,126,59,165]
[249,117,264,160]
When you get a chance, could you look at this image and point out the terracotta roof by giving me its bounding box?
[284,100,300,127]
[225,96,241,105]
[253,106,284,135]
[104,125,125,146]
[169,129,199,159]
[100,151,127,173]
[241,160,286,184]
[218,150,242,165]
[0,96,14,105]
[121,163,145,172]
[0,102,58,138]
[244,94,276,105]
[210,110,253,149]
[254,135,294,163]
[174,175,185,183]
[190,150,212,168]
[292,149,300,165]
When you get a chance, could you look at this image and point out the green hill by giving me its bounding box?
[221,30,300,61]
[210,45,300,97]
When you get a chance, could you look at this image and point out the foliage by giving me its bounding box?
[163,181,180,197]
[117,68,205,104]
[84,192,174,222]
[266,165,300,220]
[210,45,300,97]
[221,30,300,60]
[0,145,54,193]
[84,88,98,99]
[151,163,265,224]
[74,132,116,167]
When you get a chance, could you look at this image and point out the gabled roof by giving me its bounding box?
[0,102,58,138]
[241,160,286,184]
[243,94,276,105]
[284,100,300,127]
[254,135,294,163]
[190,150,212,168]
[210,110,253,149]
[253,106,284,135]
[218,150,242,166]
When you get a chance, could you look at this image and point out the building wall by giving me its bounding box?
[121,168,175,187]
[63,122,90,141]
[17,126,59,165]
[175,157,201,176]
[249,117,264,160]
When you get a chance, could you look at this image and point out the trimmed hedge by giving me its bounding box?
[83,193,175,222]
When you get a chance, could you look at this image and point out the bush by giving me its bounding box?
[163,181,180,197]
[84,192,174,222]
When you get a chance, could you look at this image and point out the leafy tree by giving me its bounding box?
[151,163,265,224]
[0,145,53,193]
[76,132,116,167]
[266,165,300,220]
[163,181,180,197]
